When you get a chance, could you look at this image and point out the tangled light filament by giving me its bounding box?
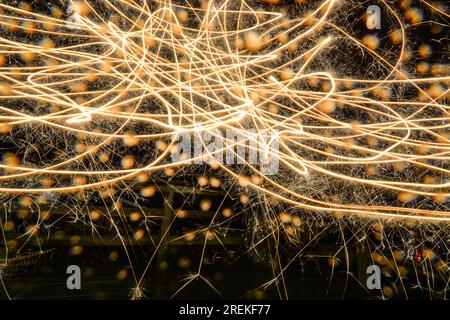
[0,0,448,224]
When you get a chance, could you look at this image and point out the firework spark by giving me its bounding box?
[0,0,448,299]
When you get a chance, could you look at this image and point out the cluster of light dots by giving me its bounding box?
[0,0,448,298]
[0,0,448,219]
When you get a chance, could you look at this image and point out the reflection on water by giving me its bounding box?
[0,247,372,300]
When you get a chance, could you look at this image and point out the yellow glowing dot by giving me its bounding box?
[176,209,188,218]
[5,19,19,32]
[6,240,18,250]
[372,222,384,232]
[171,24,183,37]
[401,49,412,61]
[123,132,139,147]
[210,177,221,188]
[416,62,429,74]
[316,99,335,114]
[184,231,196,241]
[373,87,391,100]
[328,257,339,267]
[416,145,429,155]
[389,30,402,45]
[373,231,383,241]
[383,286,394,298]
[403,218,416,229]
[134,229,145,240]
[109,251,118,262]
[268,104,278,114]
[200,198,212,212]
[19,196,33,207]
[129,212,142,222]
[73,1,92,16]
[435,260,448,271]
[251,175,262,185]
[325,146,334,154]
[137,173,149,183]
[361,35,379,50]
[0,83,12,96]
[40,38,55,49]
[205,230,215,240]
[42,18,56,31]
[372,253,384,265]
[400,0,411,9]
[393,161,406,172]
[393,250,404,262]
[417,44,432,58]
[36,196,47,206]
[21,21,35,34]
[101,61,113,73]
[240,194,250,204]
[244,31,263,52]
[366,166,377,176]
[99,152,110,163]
[156,140,168,152]
[254,290,265,299]
[422,248,434,260]
[4,221,15,232]
[176,9,189,23]
[235,37,244,50]
[50,7,63,18]
[398,192,416,203]
[178,257,191,268]
[85,71,98,82]
[284,225,295,235]
[19,1,32,11]
[279,67,294,81]
[367,136,377,147]
[141,186,156,197]
[75,142,86,154]
[0,123,12,134]
[70,235,81,245]
[26,221,35,235]
[286,41,298,53]
[326,205,345,219]
[117,269,128,280]
[249,91,260,104]
[423,175,435,185]
[71,246,83,255]
[73,176,87,186]
[291,216,301,227]
[431,63,446,75]
[432,193,447,204]
[427,84,444,99]
[276,32,288,44]
[208,159,220,169]
[20,51,36,62]
[54,230,65,240]
[405,8,423,24]
[278,212,291,224]
[197,176,208,187]
[41,177,53,188]
[238,175,250,187]
[121,155,135,168]
[89,210,101,221]
[165,168,175,176]
[222,208,233,218]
